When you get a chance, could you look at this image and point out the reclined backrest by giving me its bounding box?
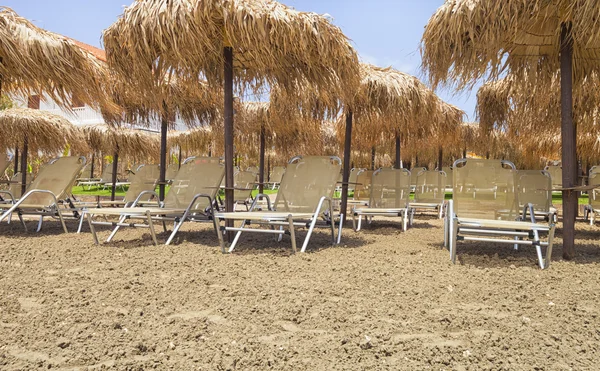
[164,157,224,211]
[269,166,285,183]
[414,170,446,203]
[124,164,160,202]
[233,170,256,202]
[369,168,411,209]
[354,170,374,201]
[589,173,600,209]
[23,156,86,207]
[274,156,342,214]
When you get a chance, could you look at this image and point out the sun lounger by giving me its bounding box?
[442,166,453,191]
[409,170,447,220]
[0,156,86,233]
[444,159,556,269]
[516,170,556,222]
[85,157,224,246]
[267,166,285,189]
[584,173,600,225]
[165,163,179,183]
[348,169,373,207]
[352,168,412,232]
[214,156,342,253]
[410,167,427,192]
[232,170,257,210]
[544,165,562,190]
[78,163,112,190]
[0,154,12,178]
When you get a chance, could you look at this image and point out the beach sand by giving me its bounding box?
[0,212,599,369]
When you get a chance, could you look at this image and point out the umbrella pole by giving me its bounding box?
[20,136,28,196]
[13,147,18,175]
[438,147,443,170]
[224,46,235,241]
[395,135,401,169]
[178,147,182,170]
[159,113,168,201]
[111,151,119,202]
[90,152,95,179]
[371,146,376,170]
[259,125,265,195]
[340,110,353,223]
[560,22,576,260]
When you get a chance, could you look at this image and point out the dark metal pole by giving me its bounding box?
[561,22,576,260]
[13,147,18,175]
[159,112,168,201]
[20,136,28,195]
[395,135,401,169]
[111,151,119,201]
[178,147,182,170]
[90,152,95,179]
[340,111,353,222]
[224,46,235,240]
[259,125,265,195]
[267,155,271,182]
[371,146,376,170]
[438,147,443,170]
[463,148,467,158]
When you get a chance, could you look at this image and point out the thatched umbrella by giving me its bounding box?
[0,7,114,197]
[82,124,160,200]
[0,108,88,193]
[103,0,360,227]
[420,0,600,258]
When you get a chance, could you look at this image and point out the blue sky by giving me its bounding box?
[5,0,479,120]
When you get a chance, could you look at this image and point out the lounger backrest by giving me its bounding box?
[274,156,341,214]
[22,156,86,207]
[164,157,224,210]
[453,159,517,220]
[79,164,93,179]
[9,172,33,198]
[99,163,113,182]
[269,166,285,183]
[233,170,256,202]
[0,154,12,177]
[410,167,427,186]
[545,165,562,188]
[354,170,374,201]
[348,168,362,192]
[589,173,600,209]
[246,166,259,175]
[165,163,179,181]
[369,168,411,209]
[516,170,552,213]
[414,170,446,203]
[442,166,453,187]
[124,164,160,202]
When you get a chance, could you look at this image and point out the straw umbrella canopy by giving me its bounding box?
[0,7,115,197]
[103,0,360,222]
[0,108,88,192]
[420,0,600,258]
[82,124,160,200]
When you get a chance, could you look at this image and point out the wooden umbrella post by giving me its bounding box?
[13,147,18,175]
[20,136,28,196]
[90,152,95,179]
[438,147,443,170]
[560,22,576,260]
[224,46,235,241]
[111,150,119,202]
[259,124,265,195]
[178,147,182,170]
[159,111,168,201]
[395,134,401,169]
[371,146,376,170]
[340,110,353,223]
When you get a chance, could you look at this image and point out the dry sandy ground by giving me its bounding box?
[0,211,599,370]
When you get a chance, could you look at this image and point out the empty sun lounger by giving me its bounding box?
[348,169,373,207]
[267,166,285,189]
[445,159,556,269]
[584,173,600,225]
[0,156,87,233]
[516,170,556,222]
[409,169,447,220]
[544,165,562,190]
[352,168,412,232]
[78,163,113,190]
[214,156,342,253]
[85,157,224,246]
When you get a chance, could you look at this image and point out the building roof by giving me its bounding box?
[68,38,106,62]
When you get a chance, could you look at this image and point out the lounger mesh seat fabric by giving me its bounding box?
[94,164,160,207]
[409,170,446,219]
[8,172,32,199]
[0,156,86,233]
[233,170,256,208]
[545,165,562,189]
[268,166,285,189]
[349,170,373,206]
[442,166,453,188]
[585,173,600,225]
[215,156,342,253]
[352,168,411,231]
[78,164,112,188]
[445,159,555,269]
[85,157,224,245]
[410,167,427,189]
[0,155,12,177]
[246,166,259,175]
[516,170,555,221]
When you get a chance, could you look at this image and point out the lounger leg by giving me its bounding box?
[337,214,343,245]
[277,226,284,242]
[213,215,226,253]
[402,210,408,232]
[544,225,555,269]
[77,210,86,233]
[514,235,520,251]
[438,203,444,219]
[36,216,43,232]
[301,214,320,253]
[146,211,158,246]
[591,211,595,226]
[18,213,27,231]
[288,215,297,253]
[443,212,448,248]
[87,212,99,245]
[450,217,458,264]
[228,228,244,253]
[107,214,127,242]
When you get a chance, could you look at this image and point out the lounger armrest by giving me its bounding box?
[130,190,160,207]
[0,189,61,222]
[248,193,273,212]
[186,193,215,216]
[0,190,16,203]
